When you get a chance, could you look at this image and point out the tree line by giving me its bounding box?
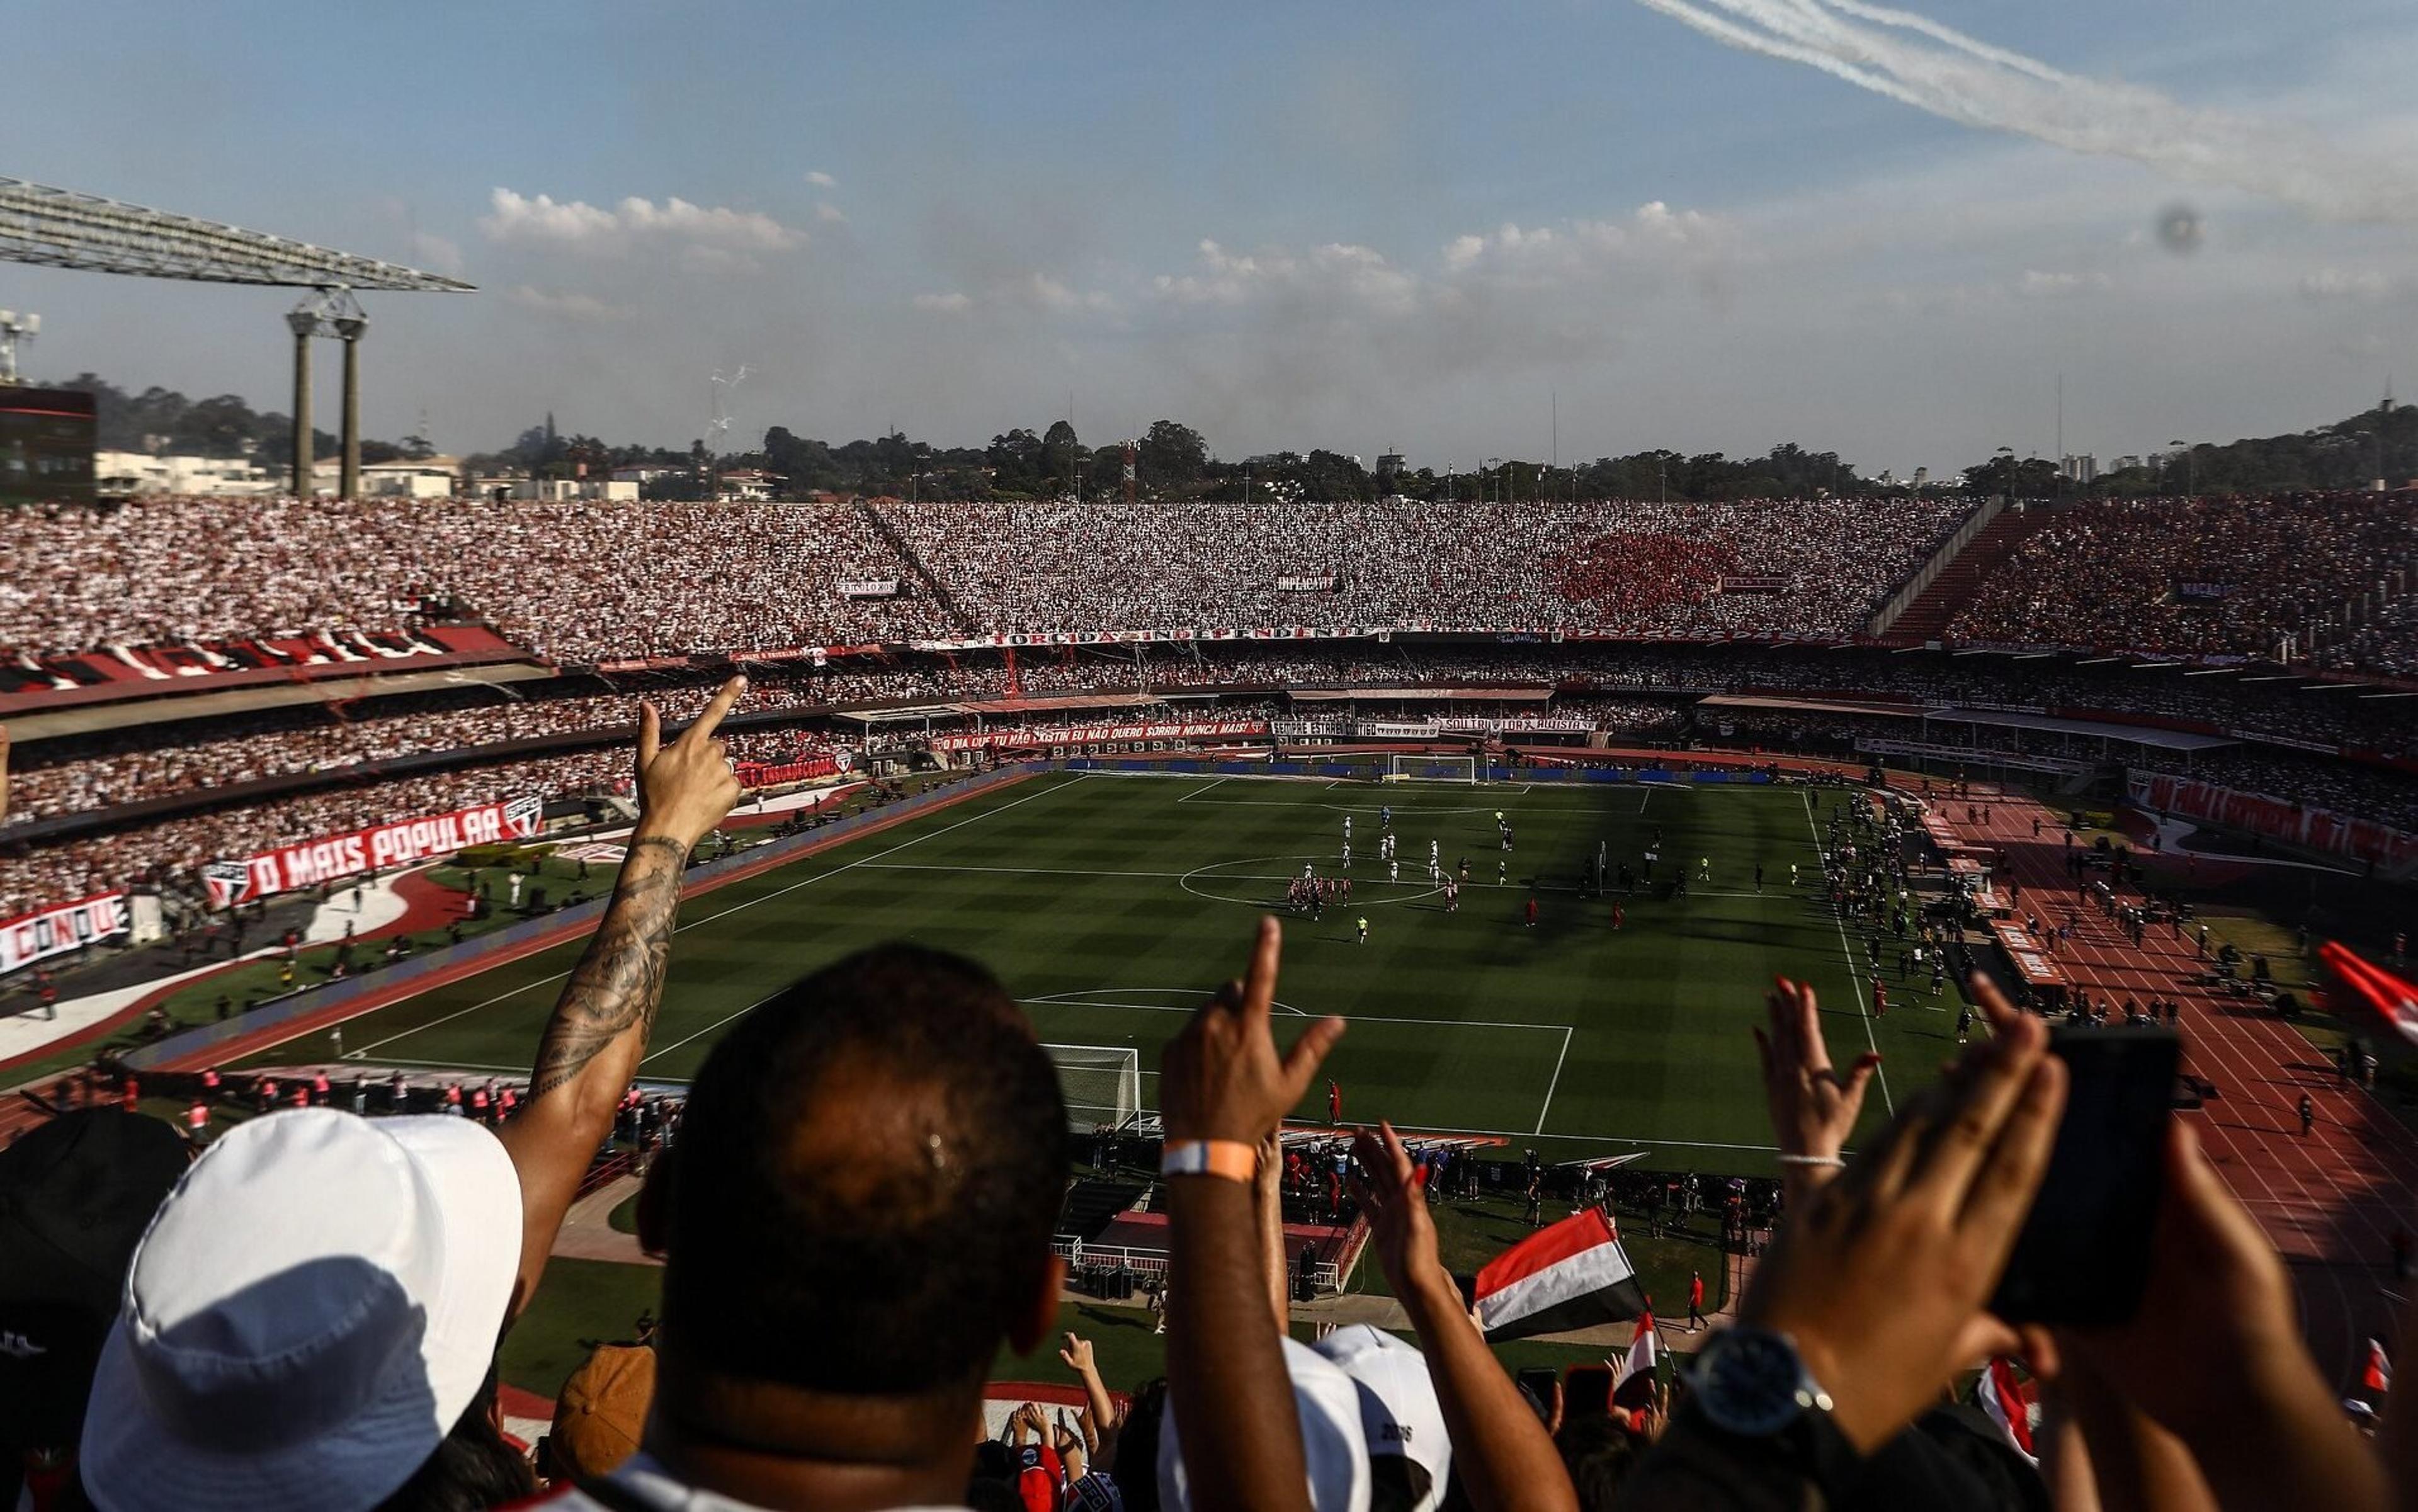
[49,370,2414,503]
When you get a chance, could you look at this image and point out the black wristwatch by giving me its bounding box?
[1689,1327,1863,1490]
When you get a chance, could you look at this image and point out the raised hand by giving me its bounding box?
[1057,1331,1096,1377]
[1161,917,1346,1144]
[1753,976,1881,1180]
[1351,1122,1454,1307]
[1739,1009,2065,1453]
[633,674,746,851]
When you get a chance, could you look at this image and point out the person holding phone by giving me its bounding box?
[1616,972,2392,1511]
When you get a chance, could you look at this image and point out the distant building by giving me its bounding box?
[310,456,465,499]
[95,450,274,497]
[2059,454,2098,484]
[1375,453,1405,486]
[2111,455,2143,473]
[716,468,780,502]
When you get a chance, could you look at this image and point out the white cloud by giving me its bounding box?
[815,202,849,225]
[2016,269,2112,297]
[806,170,838,188]
[1152,239,1421,315]
[479,188,807,258]
[912,273,1118,317]
[2300,267,2396,301]
[505,284,632,321]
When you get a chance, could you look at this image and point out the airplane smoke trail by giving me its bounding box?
[1630,0,2418,224]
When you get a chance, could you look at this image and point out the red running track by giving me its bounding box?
[1944,788,2416,1389]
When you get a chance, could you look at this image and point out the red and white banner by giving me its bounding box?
[733,751,851,787]
[0,892,130,975]
[2131,775,2418,871]
[929,718,1268,753]
[203,797,545,907]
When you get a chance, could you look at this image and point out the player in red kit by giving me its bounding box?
[1526,897,1538,928]
[1611,904,1625,931]
[1327,1078,1342,1126]
[1872,979,1888,1018]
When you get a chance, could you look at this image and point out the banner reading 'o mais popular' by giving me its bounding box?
[203,797,545,908]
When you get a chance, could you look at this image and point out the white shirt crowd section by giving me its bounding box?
[0,497,954,661]
[0,494,1970,663]
[884,496,1967,636]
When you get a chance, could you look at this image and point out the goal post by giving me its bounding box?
[1387,753,1480,784]
[1044,1043,1144,1130]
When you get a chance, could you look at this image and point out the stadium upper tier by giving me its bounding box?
[2,491,2411,674]
[1946,494,2417,674]
[1,494,1968,661]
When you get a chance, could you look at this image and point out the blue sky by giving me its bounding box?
[11,0,2418,475]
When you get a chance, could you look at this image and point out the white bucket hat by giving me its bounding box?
[1159,1336,1371,1512]
[79,1108,523,1512]
[1314,1326,1452,1512]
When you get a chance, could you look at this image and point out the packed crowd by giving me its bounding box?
[0,709,2397,1511]
[0,749,630,919]
[2126,746,2418,834]
[0,497,956,662]
[887,496,1970,638]
[5,679,848,826]
[9,495,2416,685]
[1946,494,2418,673]
[0,495,1972,666]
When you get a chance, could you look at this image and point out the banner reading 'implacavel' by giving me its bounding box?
[0,892,130,975]
[203,797,545,908]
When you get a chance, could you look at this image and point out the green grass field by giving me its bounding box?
[246,770,1973,1169]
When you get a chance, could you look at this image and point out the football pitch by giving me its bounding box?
[265,770,1969,1171]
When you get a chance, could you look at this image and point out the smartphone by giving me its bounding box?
[1516,1367,1560,1411]
[1562,1363,1614,1419]
[1990,1025,2179,1326]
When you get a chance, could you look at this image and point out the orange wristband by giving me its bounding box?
[1160,1139,1256,1183]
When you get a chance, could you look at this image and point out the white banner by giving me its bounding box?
[930,719,1267,753]
[839,579,901,599]
[1,892,130,975]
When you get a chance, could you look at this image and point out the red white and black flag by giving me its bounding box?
[2366,1339,2393,1394]
[1975,1356,2037,1462]
[1612,1312,1664,1410]
[1470,1207,1649,1341]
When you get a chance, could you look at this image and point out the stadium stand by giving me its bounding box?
[1945,493,2418,672]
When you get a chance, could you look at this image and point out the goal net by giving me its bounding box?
[1045,1043,1144,1130]
[1387,753,1480,784]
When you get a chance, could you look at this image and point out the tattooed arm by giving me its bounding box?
[495,676,745,1319]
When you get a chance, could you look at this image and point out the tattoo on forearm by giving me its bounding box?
[528,837,688,1101]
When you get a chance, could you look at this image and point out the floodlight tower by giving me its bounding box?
[287,304,322,495]
[332,300,368,503]
[0,309,37,384]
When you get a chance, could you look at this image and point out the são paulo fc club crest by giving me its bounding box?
[503,796,543,837]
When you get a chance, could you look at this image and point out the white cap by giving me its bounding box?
[1315,1325,1451,1512]
[81,1109,523,1512]
[1160,1336,1371,1512]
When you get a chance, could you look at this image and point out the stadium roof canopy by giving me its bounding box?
[0,176,473,292]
